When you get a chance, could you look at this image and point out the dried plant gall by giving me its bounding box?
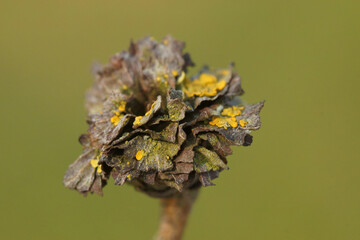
[63,35,264,197]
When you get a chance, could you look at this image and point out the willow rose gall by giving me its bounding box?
[63,35,264,198]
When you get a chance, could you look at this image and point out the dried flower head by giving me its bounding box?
[63,35,264,198]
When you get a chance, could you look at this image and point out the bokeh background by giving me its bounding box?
[1,0,359,239]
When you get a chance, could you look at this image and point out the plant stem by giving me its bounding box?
[154,189,199,240]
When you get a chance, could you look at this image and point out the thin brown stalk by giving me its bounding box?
[154,189,199,240]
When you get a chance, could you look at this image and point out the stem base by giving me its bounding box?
[154,189,199,240]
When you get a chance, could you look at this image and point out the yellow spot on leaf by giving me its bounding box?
[136,150,145,160]
[200,73,217,84]
[172,70,179,77]
[184,73,227,98]
[118,101,126,112]
[221,106,243,117]
[209,116,228,129]
[209,116,238,129]
[111,102,126,126]
[216,80,226,91]
[133,99,158,126]
[110,115,120,126]
[90,159,99,168]
[90,154,103,173]
[239,119,248,127]
[134,116,142,125]
[177,71,185,83]
[145,101,157,117]
[227,117,238,128]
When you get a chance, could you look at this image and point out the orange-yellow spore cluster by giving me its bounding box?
[136,150,145,160]
[209,105,248,129]
[133,100,158,126]
[209,116,238,129]
[118,101,126,112]
[90,153,103,173]
[239,119,248,127]
[184,73,226,98]
[145,101,157,117]
[110,101,127,126]
[172,70,179,77]
[133,116,142,125]
[110,112,122,126]
[221,106,244,117]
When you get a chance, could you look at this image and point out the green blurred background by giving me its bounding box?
[1,0,359,239]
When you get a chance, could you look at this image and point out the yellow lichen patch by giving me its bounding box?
[216,80,226,91]
[227,117,238,128]
[184,73,227,98]
[90,153,103,173]
[113,110,121,116]
[90,159,99,168]
[110,115,120,126]
[221,106,244,117]
[209,116,238,129]
[209,116,229,129]
[177,71,186,83]
[239,119,248,127]
[111,103,126,126]
[199,73,217,84]
[134,116,143,125]
[145,100,157,117]
[118,101,126,112]
[172,70,179,77]
[136,150,145,160]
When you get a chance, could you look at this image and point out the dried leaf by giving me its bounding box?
[133,95,162,128]
[193,147,228,173]
[116,136,179,172]
[63,148,97,193]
